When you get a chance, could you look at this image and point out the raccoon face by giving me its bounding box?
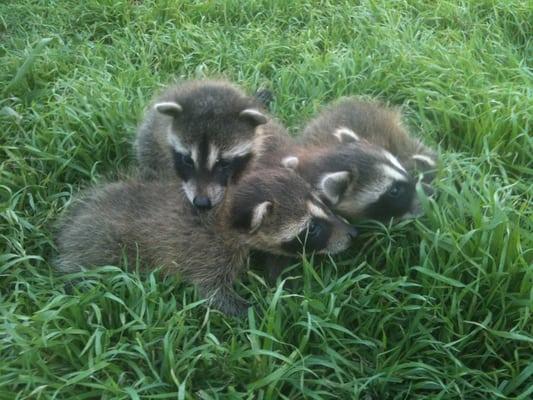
[335,166,417,221]
[156,101,267,210]
[285,141,421,221]
[336,125,438,197]
[335,147,417,220]
[228,168,357,256]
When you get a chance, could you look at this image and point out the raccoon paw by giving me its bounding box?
[222,296,250,318]
[205,287,250,317]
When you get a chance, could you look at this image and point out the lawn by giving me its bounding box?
[1,0,532,398]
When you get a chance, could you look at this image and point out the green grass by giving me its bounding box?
[1,0,532,398]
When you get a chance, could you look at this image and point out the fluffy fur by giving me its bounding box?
[134,79,272,209]
[55,169,356,316]
[286,141,421,221]
[300,97,438,186]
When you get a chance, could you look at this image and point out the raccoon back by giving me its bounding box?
[55,181,234,277]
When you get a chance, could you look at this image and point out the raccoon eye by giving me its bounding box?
[307,220,322,238]
[181,154,194,168]
[387,182,405,198]
[216,159,232,170]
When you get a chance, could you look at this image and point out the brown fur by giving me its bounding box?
[287,142,420,221]
[253,119,297,168]
[55,169,355,316]
[134,79,281,210]
[135,80,264,178]
[300,97,438,184]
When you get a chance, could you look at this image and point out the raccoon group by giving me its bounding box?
[55,79,438,316]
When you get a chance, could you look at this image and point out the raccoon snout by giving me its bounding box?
[333,216,358,240]
[193,195,212,210]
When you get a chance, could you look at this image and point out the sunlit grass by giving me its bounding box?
[1,0,531,398]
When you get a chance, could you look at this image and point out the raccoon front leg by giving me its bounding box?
[204,285,249,317]
[263,254,294,284]
[198,283,249,317]
[251,251,293,285]
[195,267,249,317]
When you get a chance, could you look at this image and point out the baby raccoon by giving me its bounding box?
[135,80,270,210]
[282,137,421,221]
[301,97,438,188]
[55,168,357,316]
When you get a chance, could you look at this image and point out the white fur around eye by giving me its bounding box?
[381,165,408,182]
[207,145,220,170]
[412,154,436,167]
[276,216,310,241]
[181,180,197,204]
[166,129,188,154]
[222,141,254,159]
[383,150,407,172]
[307,201,329,219]
[190,145,199,167]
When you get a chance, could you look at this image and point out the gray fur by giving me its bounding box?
[252,119,297,168]
[134,80,272,208]
[135,80,262,177]
[55,169,354,316]
[300,97,438,185]
[287,141,419,221]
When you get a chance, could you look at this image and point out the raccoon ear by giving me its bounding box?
[320,171,351,204]
[154,102,183,117]
[281,156,299,170]
[231,200,273,233]
[411,154,438,184]
[250,201,273,233]
[239,109,268,126]
[333,127,359,144]
[411,154,437,169]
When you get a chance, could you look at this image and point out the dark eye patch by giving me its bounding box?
[215,159,232,170]
[281,217,332,254]
[366,180,415,219]
[213,153,253,186]
[172,150,195,181]
[386,182,405,198]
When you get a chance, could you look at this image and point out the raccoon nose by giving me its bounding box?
[348,225,358,239]
[193,196,212,210]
